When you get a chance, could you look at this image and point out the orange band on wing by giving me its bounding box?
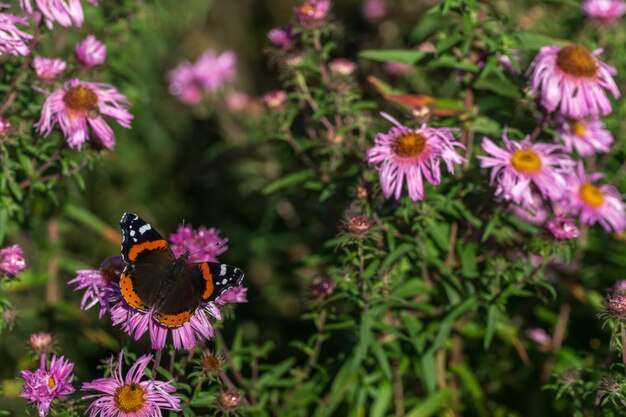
[200,263,214,299]
[119,272,143,310]
[154,311,193,327]
[128,239,168,261]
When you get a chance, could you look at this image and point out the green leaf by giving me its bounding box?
[513,32,563,50]
[370,380,393,417]
[359,49,426,64]
[350,314,372,373]
[382,242,414,269]
[262,169,315,195]
[406,390,455,417]
[371,343,392,380]
[483,305,499,349]
[473,77,521,99]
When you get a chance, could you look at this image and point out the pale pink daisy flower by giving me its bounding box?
[527,44,620,119]
[67,255,124,319]
[546,216,580,239]
[0,4,32,56]
[0,244,26,275]
[478,135,574,208]
[75,34,106,68]
[582,0,626,23]
[32,57,66,82]
[20,354,75,417]
[556,117,614,156]
[19,0,98,28]
[35,78,132,150]
[329,58,357,76]
[81,351,181,417]
[294,0,331,26]
[167,61,203,105]
[366,113,465,201]
[194,50,237,92]
[563,162,626,233]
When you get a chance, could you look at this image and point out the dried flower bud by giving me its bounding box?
[284,54,304,68]
[28,332,54,355]
[310,276,335,299]
[218,390,242,412]
[355,186,368,200]
[411,105,430,121]
[1,309,19,328]
[329,58,357,76]
[606,294,626,319]
[345,214,371,235]
[199,350,223,374]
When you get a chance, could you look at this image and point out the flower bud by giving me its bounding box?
[310,276,335,299]
[218,390,242,412]
[28,332,54,355]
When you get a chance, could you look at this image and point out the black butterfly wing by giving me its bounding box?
[119,213,175,311]
[153,262,244,327]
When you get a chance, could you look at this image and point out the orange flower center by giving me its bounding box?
[299,3,315,15]
[580,183,604,208]
[114,383,145,413]
[47,377,55,389]
[63,86,98,112]
[569,119,587,137]
[556,45,597,77]
[392,133,426,158]
[511,149,542,174]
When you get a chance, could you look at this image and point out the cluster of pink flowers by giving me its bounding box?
[0,244,26,275]
[582,0,626,23]
[168,50,237,105]
[19,0,98,28]
[0,3,32,56]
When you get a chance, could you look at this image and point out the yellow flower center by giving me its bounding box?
[391,133,427,158]
[510,149,542,174]
[556,45,597,77]
[580,183,604,208]
[63,86,98,112]
[114,383,146,413]
[569,119,587,137]
[47,377,55,389]
[299,3,315,15]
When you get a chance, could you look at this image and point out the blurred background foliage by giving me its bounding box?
[2,0,626,416]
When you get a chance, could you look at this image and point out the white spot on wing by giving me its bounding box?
[133,238,137,242]
[130,230,135,236]
[139,224,151,234]
[220,264,227,276]
[221,278,228,284]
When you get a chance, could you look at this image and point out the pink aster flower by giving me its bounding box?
[478,135,574,208]
[75,35,106,68]
[267,25,298,49]
[294,0,331,26]
[35,78,132,150]
[0,116,10,137]
[582,0,626,23]
[562,162,626,233]
[20,354,75,417]
[556,117,614,156]
[167,61,203,105]
[0,244,26,276]
[366,113,465,201]
[194,50,237,92]
[547,217,580,239]
[19,0,98,28]
[68,255,123,318]
[216,286,248,305]
[169,224,228,263]
[527,44,620,118]
[361,0,387,22]
[329,58,357,76]
[32,57,66,82]
[0,4,32,56]
[82,351,181,417]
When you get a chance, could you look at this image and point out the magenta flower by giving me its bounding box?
[557,117,613,156]
[526,328,552,351]
[194,50,237,92]
[0,4,32,56]
[262,90,288,110]
[35,78,132,150]
[32,57,66,82]
[361,0,387,22]
[216,286,248,305]
[19,0,98,28]
[267,25,298,49]
[167,61,202,105]
[329,58,357,76]
[0,244,26,276]
[294,0,331,26]
[0,116,10,137]
[169,224,228,263]
[527,44,620,119]
[582,0,626,23]
[478,135,574,208]
[82,351,181,417]
[547,217,580,240]
[366,113,465,201]
[67,255,123,319]
[562,162,626,233]
[20,354,75,417]
[76,35,106,68]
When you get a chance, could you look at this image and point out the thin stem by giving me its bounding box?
[621,322,626,375]
[302,309,328,378]
[358,244,369,312]
[217,329,257,405]
[392,362,405,417]
[294,71,335,132]
[152,349,163,377]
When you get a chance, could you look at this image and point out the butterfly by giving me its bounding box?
[118,212,244,327]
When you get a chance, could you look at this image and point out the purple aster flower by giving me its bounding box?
[35,78,132,150]
[547,216,580,239]
[262,90,287,110]
[169,224,228,263]
[294,0,331,26]
[526,328,552,351]
[478,135,574,208]
[556,117,614,156]
[19,0,98,28]
[562,162,626,233]
[215,286,248,305]
[366,113,465,201]
[361,0,387,22]
[32,57,66,83]
[329,58,357,76]
[75,35,106,68]
[527,44,620,118]
[67,255,124,319]
[0,244,26,276]
[81,351,181,417]
[583,0,626,23]
[267,25,297,49]
[194,50,237,92]
[0,116,10,137]
[0,4,32,56]
[167,61,203,105]
[20,354,75,417]
[614,280,626,294]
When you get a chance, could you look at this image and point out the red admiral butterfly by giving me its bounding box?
[119,213,244,327]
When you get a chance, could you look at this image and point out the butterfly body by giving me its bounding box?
[119,213,244,327]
